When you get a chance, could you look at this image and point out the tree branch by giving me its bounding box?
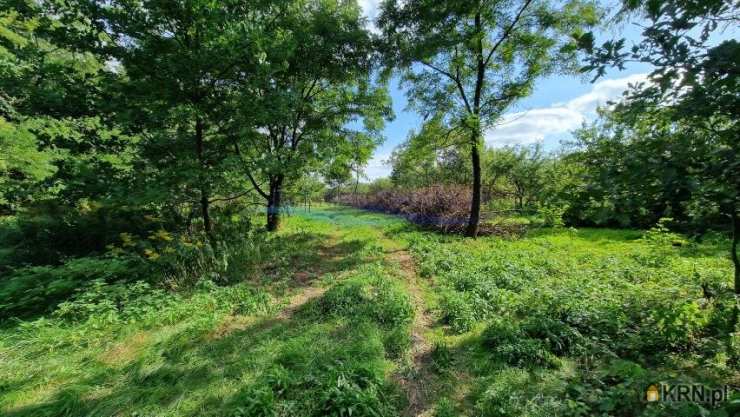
[483,0,535,67]
[233,140,270,200]
[209,190,255,204]
[421,60,473,114]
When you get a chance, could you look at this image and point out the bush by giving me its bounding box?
[439,290,477,333]
[481,319,559,368]
[0,256,147,319]
[520,316,584,357]
[9,202,166,265]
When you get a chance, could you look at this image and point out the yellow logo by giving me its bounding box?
[646,385,660,402]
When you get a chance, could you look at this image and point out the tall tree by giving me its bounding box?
[379,0,598,236]
[228,0,390,231]
[0,1,131,213]
[94,0,255,238]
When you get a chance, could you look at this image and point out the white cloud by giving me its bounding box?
[487,107,585,146]
[565,73,648,114]
[485,73,648,147]
[363,151,391,181]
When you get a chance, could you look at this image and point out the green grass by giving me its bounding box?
[403,223,738,416]
[0,206,737,417]
[0,207,413,417]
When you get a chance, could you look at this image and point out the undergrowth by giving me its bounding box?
[405,226,739,417]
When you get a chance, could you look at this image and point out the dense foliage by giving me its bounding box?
[0,0,738,415]
[404,217,737,416]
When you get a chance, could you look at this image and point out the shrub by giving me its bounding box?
[9,202,166,265]
[0,256,147,319]
[335,186,525,236]
[481,319,559,368]
[438,290,477,333]
[520,316,584,357]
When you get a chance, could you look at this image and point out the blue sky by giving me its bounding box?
[356,1,733,180]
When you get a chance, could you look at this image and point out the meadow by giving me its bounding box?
[1,206,736,417]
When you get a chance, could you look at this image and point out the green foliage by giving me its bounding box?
[408,224,736,416]
[379,0,598,234]
[0,256,146,319]
[319,373,395,417]
[318,264,414,330]
[482,319,559,368]
[473,368,563,417]
[430,341,453,373]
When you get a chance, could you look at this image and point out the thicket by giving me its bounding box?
[335,185,526,236]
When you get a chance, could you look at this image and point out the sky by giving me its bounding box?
[357,1,654,180]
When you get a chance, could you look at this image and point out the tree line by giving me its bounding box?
[1,0,737,290]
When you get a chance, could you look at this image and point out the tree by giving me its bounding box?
[389,118,470,188]
[0,1,132,213]
[379,0,598,236]
[507,144,546,212]
[93,0,258,238]
[579,0,739,293]
[227,0,391,231]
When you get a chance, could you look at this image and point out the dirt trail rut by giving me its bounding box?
[277,286,327,319]
[388,249,436,417]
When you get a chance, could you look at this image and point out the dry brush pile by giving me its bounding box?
[335,185,525,236]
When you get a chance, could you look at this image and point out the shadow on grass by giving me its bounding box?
[3,297,398,417]
[2,209,401,417]
[245,229,374,290]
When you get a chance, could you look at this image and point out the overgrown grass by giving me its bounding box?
[0,207,414,417]
[404,224,739,416]
[1,206,737,416]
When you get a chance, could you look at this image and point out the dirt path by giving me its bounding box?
[276,232,344,319]
[277,285,326,319]
[270,219,438,415]
[387,249,436,417]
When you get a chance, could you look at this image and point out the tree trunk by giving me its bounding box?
[354,167,359,205]
[266,175,284,231]
[195,116,212,236]
[465,139,482,237]
[465,11,484,238]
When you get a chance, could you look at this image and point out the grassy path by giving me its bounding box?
[288,206,442,416]
[387,248,435,417]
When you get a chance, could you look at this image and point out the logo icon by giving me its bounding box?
[646,385,660,402]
